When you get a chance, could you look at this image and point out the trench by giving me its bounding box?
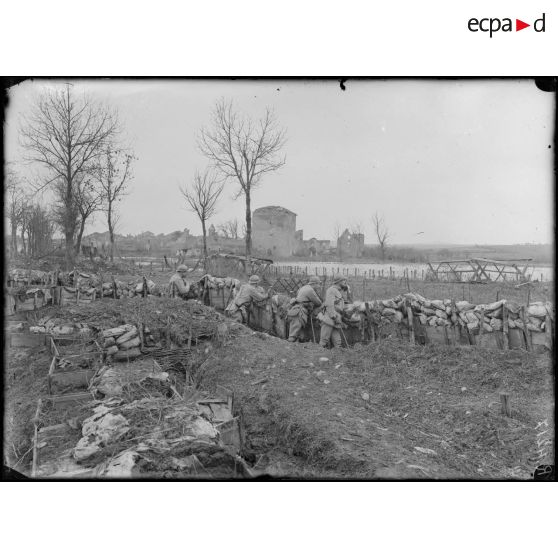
[5,271,554,478]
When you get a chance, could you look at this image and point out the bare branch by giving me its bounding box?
[18,83,119,267]
[372,212,390,260]
[198,98,287,258]
[179,169,224,260]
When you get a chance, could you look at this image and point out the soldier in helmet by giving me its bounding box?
[287,276,323,342]
[225,275,269,323]
[317,274,348,348]
[169,264,191,298]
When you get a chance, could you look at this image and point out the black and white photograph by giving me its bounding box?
[2,78,555,480]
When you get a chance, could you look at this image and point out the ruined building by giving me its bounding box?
[252,206,297,258]
[337,229,365,258]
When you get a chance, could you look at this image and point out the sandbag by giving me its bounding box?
[115,327,138,345]
[102,327,127,338]
[118,336,141,350]
[527,303,548,319]
[112,347,142,361]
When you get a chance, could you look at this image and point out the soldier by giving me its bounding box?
[169,264,191,298]
[225,275,269,324]
[318,274,348,348]
[287,276,323,342]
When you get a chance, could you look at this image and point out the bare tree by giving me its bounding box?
[6,165,27,255]
[199,99,286,259]
[372,212,390,260]
[94,146,134,261]
[21,203,56,258]
[179,169,224,262]
[20,83,118,267]
[218,218,239,239]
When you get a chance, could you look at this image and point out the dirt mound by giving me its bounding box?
[34,298,225,344]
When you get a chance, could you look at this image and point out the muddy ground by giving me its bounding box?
[4,295,554,479]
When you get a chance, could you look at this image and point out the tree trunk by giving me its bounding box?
[65,229,75,269]
[108,202,115,262]
[202,219,208,261]
[245,189,252,260]
[75,218,86,257]
[11,222,17,255]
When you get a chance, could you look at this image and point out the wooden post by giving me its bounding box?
[406,303,415,345]
[500,392,512,417]
[520,306,532,351]
[31,398,43,477]
[362,277,365,301]
[478,307,484,346]
[502,304,509,350]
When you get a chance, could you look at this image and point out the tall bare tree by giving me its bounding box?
[6,165,27,255]
[94,146,134,261]
[20,83,118,267]
[199,99,286,259]
[179,169,224,262]
[21,203,56,258]
[372,212,390,260]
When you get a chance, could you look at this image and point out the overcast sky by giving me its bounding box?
[4,79,554,245]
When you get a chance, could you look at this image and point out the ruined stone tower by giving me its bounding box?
[252,206,297,259]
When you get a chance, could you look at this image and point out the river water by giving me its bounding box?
[272,261,553,282]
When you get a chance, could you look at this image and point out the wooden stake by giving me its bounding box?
[406,303,415,345]
[520,306,532,352]
[31,398,43,477]
[500,392,512,417]
[478,307,484,346]
[502,304,509,350]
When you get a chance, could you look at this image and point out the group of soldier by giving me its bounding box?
[169,264,352,349]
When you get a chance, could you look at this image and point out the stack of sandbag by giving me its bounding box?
[525,301,553,332]
[455,299,504,333]
[202,275,241,292]
[99,279,161,299]
[100,324,154,361]
[8,268,52,285]
[348,293,554,334]
[11,286,54,308]
[68,270,100,288]
[30,317,92,337]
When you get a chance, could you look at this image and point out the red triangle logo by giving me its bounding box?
[516,19,530,31]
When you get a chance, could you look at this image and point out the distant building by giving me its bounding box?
[252,206,297,258]
[338,229,364,258]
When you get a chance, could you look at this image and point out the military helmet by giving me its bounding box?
[308,275,320,285]
[249,275,260,284]
[177,264,188,273]
[333,274,345,284]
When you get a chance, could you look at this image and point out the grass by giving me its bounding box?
[201,331,554,478]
